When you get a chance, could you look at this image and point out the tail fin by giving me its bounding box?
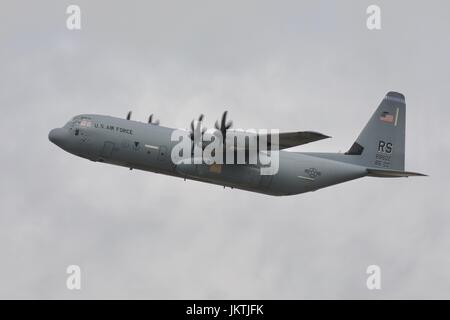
[345,92,406,170]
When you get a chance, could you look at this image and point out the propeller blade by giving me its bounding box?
[221,111,228,131]
[189,114,207,142]
[126,111,132,120]
[148,114,160,125]
[196,114,205,132]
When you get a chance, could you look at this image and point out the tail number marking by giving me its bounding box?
[375,140,393,168]
[377,140,393,154]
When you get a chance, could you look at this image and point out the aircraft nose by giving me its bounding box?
[48,128,66,146]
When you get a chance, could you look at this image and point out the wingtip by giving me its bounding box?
[304,131,331,140]
[317,133,332,140]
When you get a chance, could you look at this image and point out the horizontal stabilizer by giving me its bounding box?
[367,168,427,178]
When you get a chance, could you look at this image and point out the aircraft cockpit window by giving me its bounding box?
[80,119,92,127]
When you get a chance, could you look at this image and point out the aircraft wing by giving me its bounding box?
[269,131,331,150]
[207,129,331,151]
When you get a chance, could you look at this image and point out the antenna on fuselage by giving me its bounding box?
[126,111,132,120]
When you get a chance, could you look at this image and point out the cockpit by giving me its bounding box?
[64,116,93,136]
[49,115,97,160]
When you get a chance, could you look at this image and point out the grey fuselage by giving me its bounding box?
[48,114,368,196]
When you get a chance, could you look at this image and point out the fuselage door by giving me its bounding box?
[100,142,114,158]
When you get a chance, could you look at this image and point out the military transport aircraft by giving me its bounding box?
[49,92,425,196]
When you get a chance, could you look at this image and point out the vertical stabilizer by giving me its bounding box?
[345,92,406,170]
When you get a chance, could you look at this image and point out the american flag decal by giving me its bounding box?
[380,111,395,123]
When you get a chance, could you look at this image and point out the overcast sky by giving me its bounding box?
[0,0,448,299]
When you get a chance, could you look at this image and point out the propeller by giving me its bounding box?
[189,114,207,141]
[213,111,235,163]
[214,110,233,143]
[148,114,160,125]
[188,114,207,158]
[126,111,132,120]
